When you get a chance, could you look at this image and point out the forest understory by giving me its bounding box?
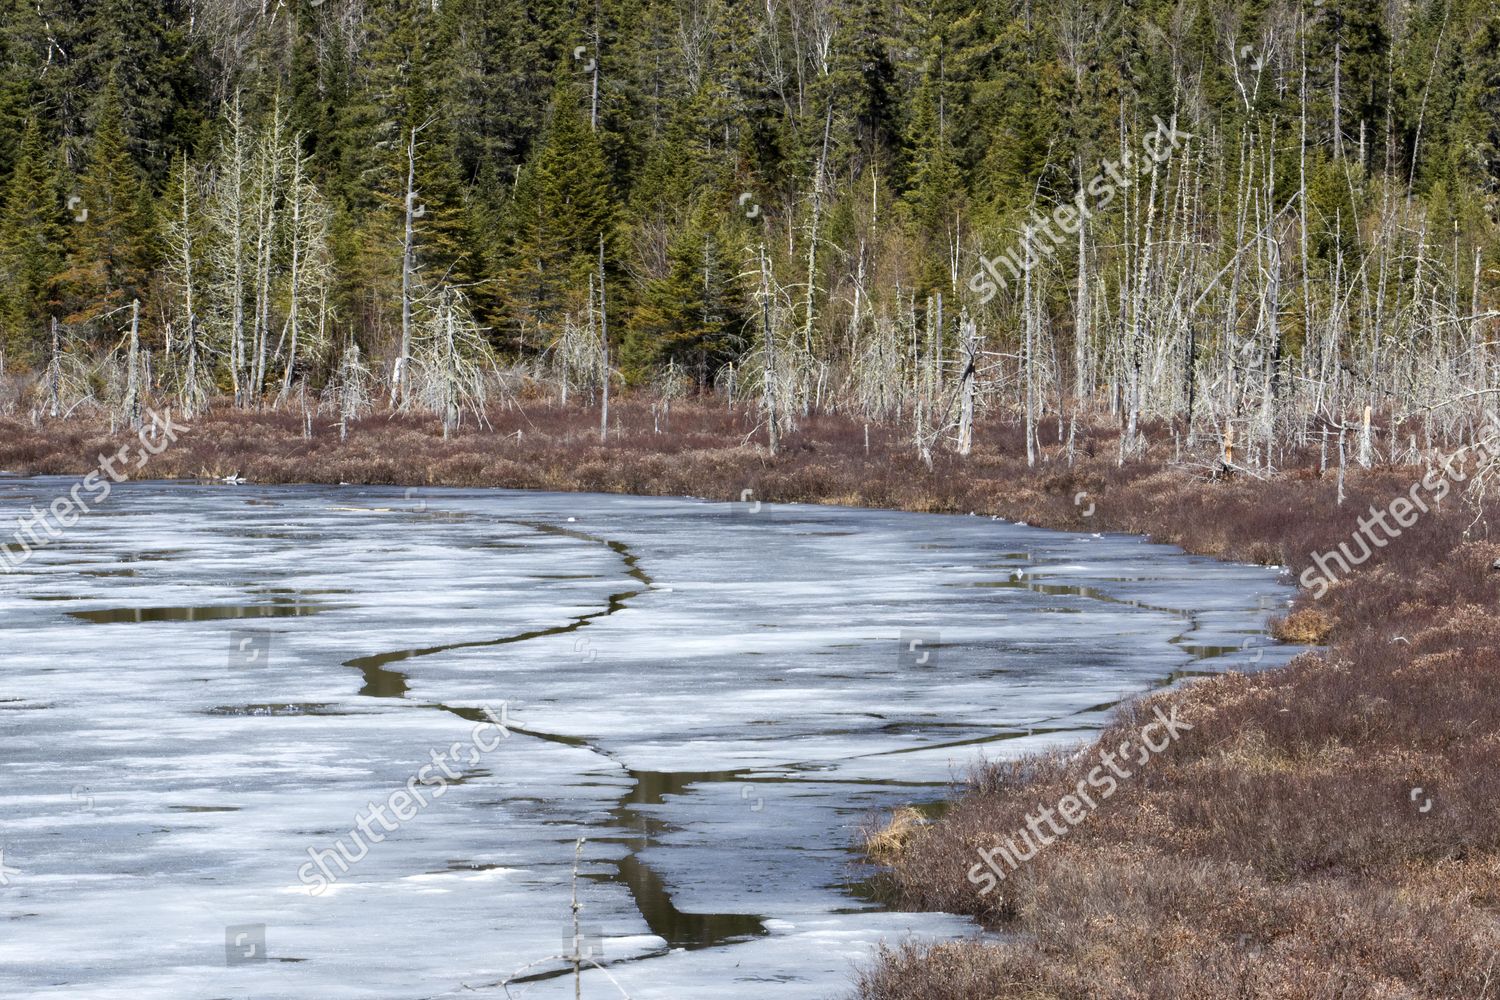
[3,397,1498,998]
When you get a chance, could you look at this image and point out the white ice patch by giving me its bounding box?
[0,481,1300,997]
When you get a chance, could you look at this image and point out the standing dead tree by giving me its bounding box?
[276,144,332,403]
[163,151,208,417]
[956,314,981,456]
[208,94,251,407]
[40,317,95,420]
[120,299,142,430]
[248,96,289,399]
[325,337,373,442]
[598,233,610,443]
[553,305,609,408]
[404,286,499,437]
[756,242,783,455]
[391,119,435,410]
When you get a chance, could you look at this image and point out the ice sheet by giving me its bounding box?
[0,480,1301,998]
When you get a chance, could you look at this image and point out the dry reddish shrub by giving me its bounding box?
[853,456,1500,998]
[1274,608,1335,643]
[863,807,929,863]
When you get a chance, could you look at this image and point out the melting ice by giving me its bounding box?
[0,480,1299,998]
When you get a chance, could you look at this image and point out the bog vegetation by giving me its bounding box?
[0,0,1496,459]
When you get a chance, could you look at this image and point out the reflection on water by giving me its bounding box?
[68,599,334,623]
[611,768,770,948]
[356,519,772,951]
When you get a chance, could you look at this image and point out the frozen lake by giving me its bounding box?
[0,480,1299,998]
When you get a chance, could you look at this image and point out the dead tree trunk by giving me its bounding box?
[391,125,423,409]
[123,299,142,430]
[47,317,60,418]
[227,98,248,408]
[957,316,978,456]
[801,107,833,358]
[598,234,610,443]
[759,243,779,456]
[280,151,306,400]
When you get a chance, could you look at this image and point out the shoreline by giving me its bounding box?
[5,402,1497,997]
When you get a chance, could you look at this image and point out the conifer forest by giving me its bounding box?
[0,0,1496,454]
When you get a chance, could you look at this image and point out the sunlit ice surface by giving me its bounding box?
[0,479,1299,998]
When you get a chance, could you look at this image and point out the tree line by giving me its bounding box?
[0,0,1497,460]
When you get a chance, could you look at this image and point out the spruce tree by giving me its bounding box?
[0,116,62,361]
[0,0,47,182]
[624,197,747,383]
[904,70,964,295]
[500,75,615,352]
[56,79,151,335]
[1449,5,1500,199]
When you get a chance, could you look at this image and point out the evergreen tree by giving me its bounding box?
[624,197,747,383]
[71,0,199,180]
[1449,4,1500,199]
[0,0,48,182]
[0,116,62,361]
[0,0,1492,402]
[1306,0,1388,167]
[902,55,965,295]
[56,79,151,335]
[500,75,615,352]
